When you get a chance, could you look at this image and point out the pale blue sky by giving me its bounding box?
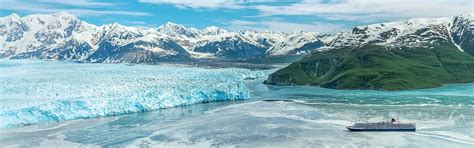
[0,0,472,33]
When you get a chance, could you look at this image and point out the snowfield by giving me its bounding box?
[0,60,264,129]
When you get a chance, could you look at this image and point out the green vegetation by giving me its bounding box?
[264,42,474,90]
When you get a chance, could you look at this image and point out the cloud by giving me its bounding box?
[263,22,345,33]
[123,21,162,29]
[129,21,147,25]
[225,19,346,33]
[138,0,240,9]
[137,0,472,21]
[0,0,150,16]
[33,0,113,7]
[227,19,258,26]
[138,0,283,9]
[136,0,472,29]
[63,9,150,16]
[254,0,472,21]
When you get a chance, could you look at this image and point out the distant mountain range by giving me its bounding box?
[0,12,327,63]
[265,14,474,90]
[2,12,473,90]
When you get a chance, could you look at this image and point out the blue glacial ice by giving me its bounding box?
[0,60,264,129]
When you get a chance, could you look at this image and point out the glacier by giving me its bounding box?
[0,59,264,129]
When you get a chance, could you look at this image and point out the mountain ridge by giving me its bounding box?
[0,12,318,63]
[1,12,473,64]
[264,14,474,90]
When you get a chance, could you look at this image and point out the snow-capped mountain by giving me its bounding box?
[0,12,189,63]
[266,32,324,56]
[0,12,331,63]
[85,23,191,63]
[0,12,97,60]
[265,15,474,90]
[156,22,293,59]
[155,21,314,59]
[239,30,287,47]
[325,15,473,53]
[0,12,309,63]
[1,12,473,64]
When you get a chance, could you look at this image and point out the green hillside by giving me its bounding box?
[264,42,474,90]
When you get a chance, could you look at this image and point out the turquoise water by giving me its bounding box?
[0,61,473,147]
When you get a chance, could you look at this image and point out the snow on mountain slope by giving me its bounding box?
[451,14,474,56]
[266,32,324,56]
[0,59,264,129]
[239,30,288,48]
[157,23,290,59]
[326,17,458,49]
[0,12,97,60]
[84,23,192,63]
[157,22,201,39]
[201,26,228,36]
[157,22,201,50]
[193,34,267,58]
[192,28,268,58]
[0,14,29,43]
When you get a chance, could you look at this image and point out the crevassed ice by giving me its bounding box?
[0,60,263,129]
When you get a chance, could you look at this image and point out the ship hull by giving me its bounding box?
[347,123,416,132]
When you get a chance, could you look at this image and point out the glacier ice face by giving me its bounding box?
[0,60,263,129]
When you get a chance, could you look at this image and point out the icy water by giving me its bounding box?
[1,60,474,147]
